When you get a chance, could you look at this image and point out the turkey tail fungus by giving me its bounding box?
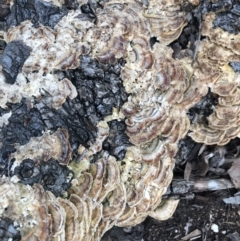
[1,0,240,240]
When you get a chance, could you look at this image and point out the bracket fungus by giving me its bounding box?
[188,12,240,145]
[1,0,240,240]
[10,128,72,166]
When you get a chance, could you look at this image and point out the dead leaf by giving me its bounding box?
[228,158,240,188]
[181,229,201,240]
[198,152,210,176]
[227,232,240,241]
[184,162,192,180]
[193,178,234,192]
[223,196,240,205]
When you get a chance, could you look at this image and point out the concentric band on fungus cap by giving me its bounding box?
[1,0,240,240]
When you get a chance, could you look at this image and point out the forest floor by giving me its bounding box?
[103,139,240,241]
[143,191,240,241]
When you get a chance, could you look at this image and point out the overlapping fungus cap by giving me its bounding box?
[69,148,179,231]
[202,12,240,55]
[143,0,200,46]
[144,3,187,45]
[0,10,93,108]
[0,181,52,241]
[0,71,77,109]
[2,0,234,240]
[84,0,150,64]
[188,12,240,145]
[5,15,90,74]
[121,42,190,149]
[0,179,91,241]
[10,128,72,166]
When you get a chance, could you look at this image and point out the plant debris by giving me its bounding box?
[227,158,240,188]
[0,40,31,84]
[1,0,240,240]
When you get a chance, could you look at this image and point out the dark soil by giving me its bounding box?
[143,192,240,241]
[103,130,240,241]
[103,188,240,241]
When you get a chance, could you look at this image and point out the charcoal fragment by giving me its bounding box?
[149,37,158,48]
[0,106,8,116]
[14,158,40,181]
[187,90,217,124]
[211,0,232,12]
[81,4,94,14]
[14,158,74,197]
[35,0,68,28]
[81,1,99,14]
[39,159,74,196]
[0,40,31,84]
[213,12,240,34]
[170,0,240,59]
[229,62,240,72]
[0,21,6,31]
[65,0,79,10]
[6,0,68,29]
[212,0,240,34]
[0,0,10,21]
[0,100,44,166]
[102,225,144,241]
[76,13,96,22]
[0,156,14,178]
[170,3,200,59]
[0,39,6,52]
[36,56,128,151]
[36,100,98,150]
[6,0,38,28]
[103,120,132,160]
[77,4,96,22]
[231,3,240,16]
[0,100,44,145]
[0,218,21,241]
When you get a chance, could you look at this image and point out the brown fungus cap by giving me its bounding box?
[4,0,240,240]
[188,13,240,146]
[10,128,72,166]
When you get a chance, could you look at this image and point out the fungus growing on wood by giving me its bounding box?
[189,12,240,146]
[10,128,72,165]
[1,0,240,240]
